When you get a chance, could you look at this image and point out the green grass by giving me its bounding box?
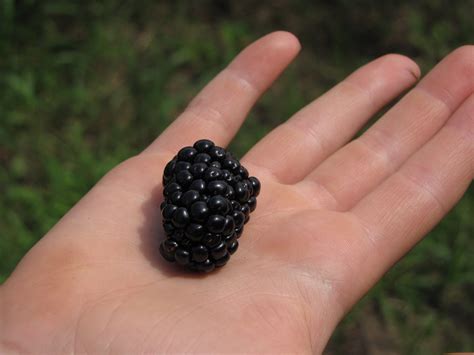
[1,1,473,353]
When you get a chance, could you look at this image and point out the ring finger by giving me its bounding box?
[301,46,474,210]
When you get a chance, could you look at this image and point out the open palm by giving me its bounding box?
[2,33,472,354]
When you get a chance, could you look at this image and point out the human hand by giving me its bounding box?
[1,32,472,354]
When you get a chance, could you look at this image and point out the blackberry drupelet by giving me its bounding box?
[159,139,260,272]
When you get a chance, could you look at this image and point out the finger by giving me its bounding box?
[243,54,420,183]
[344,94,473,308]
[302,45,474,210]
[144,31,301,155]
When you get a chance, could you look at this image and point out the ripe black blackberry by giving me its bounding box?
[159,139,260,272]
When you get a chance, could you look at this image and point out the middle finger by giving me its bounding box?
[243,54,420,183]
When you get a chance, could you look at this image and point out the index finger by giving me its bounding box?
[143,31,301,155]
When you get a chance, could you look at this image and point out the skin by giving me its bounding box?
[0,32,472,354]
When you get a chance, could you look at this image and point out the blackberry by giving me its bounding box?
[159,139,260,272]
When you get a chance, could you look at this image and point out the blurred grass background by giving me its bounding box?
[0,0,473,353]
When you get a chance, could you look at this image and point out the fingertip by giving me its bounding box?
[266,30,302,55]
[243,31,301,62]
[345,53,421,106]
[379,53,421,81]
[228,31,301,92]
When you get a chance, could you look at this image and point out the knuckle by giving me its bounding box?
[225,68,259,94]
[183,100,231,135]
